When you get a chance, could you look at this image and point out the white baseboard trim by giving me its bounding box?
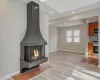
[98,65,100,68]
[58,49,85,54]
[49,50,58,53]
[0,71,20,80]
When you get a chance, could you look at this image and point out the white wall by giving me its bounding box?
[49,27,57,52]
[0,0,27,78]
[50,7,100,66]
[84,23,89,57]
[0,0,49,79]
[58,24,87,53]
[40,11,49,57]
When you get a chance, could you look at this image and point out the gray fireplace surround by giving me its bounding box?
[20,1,48,72]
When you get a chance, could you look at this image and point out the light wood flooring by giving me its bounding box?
[10,51,100,80]
[81,57,98,65]
[31,51,100,80]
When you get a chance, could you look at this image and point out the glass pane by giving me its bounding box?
[74,30,80,36]
[74,37,80,42]
[66,30,72,36]
[67,37,72,42]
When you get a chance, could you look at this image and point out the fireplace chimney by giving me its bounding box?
[21,1,47,44]
[20,1,48,73]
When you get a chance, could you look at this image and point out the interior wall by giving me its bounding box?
[0,0,49,78]
[58,24,87,53]
[0,0,27,78]
[40,11,49,57]
[49,27,57,53]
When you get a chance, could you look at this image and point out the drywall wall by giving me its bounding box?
[58,24,87,53]
[40,11,49,57]
[55,20,84,27]
[0,0,27,78]
[84,23,89,57]
[49,27,58,52]
[0,0,49,79]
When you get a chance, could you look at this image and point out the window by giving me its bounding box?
[73,30,80,42]
[66,30,72,42]
[66,29,80,43]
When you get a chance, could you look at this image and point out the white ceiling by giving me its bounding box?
[20,0,100,20]
[42,0,100,13]
[20,0,99,27]
[20,0,58,14]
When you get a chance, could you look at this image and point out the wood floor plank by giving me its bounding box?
[31,51,100,80]
[13,51,100,80]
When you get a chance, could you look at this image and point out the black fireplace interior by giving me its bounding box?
[25,45,45,62]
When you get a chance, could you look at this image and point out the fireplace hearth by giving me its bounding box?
[20,1,48,72]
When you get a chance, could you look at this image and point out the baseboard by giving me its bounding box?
[58,49,85,54]
[98,65,100,68]
[0,71,20,80]
[49,50,58,53]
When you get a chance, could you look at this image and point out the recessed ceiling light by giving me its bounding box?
[72,12,75,14]
[40,0,47,2]
[64,23,66,24]
[51,12,54,14]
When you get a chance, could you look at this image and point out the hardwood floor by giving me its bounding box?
[12,64,51,80]
[13,51,100,80]
[81,57,98,65]
[31,51,100,80]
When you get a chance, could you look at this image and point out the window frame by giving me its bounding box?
[65,29,80,43]
[65,29,73,43]
[73,29,80,43]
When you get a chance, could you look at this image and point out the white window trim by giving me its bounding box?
[73,29,80,44]
[65,29,80,43]
[65,29,73,43]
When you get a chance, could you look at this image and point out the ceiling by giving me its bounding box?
[42,0,100,13]
[20,0,100,20]
[20,0,58,14]
[20,0,99,27]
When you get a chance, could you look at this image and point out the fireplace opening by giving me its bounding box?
[33,49,39,60]
[25,45,45,62]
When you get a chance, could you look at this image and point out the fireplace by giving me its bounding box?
[25,45,45,62]
[20,1,48,72]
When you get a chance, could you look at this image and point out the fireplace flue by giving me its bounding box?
[20,1,48,72]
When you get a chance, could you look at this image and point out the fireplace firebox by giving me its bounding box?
[20,1,48,72]
[25,45,45,62]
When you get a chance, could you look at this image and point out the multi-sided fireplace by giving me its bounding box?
[25,45,45,62]
[20,1,48,72]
